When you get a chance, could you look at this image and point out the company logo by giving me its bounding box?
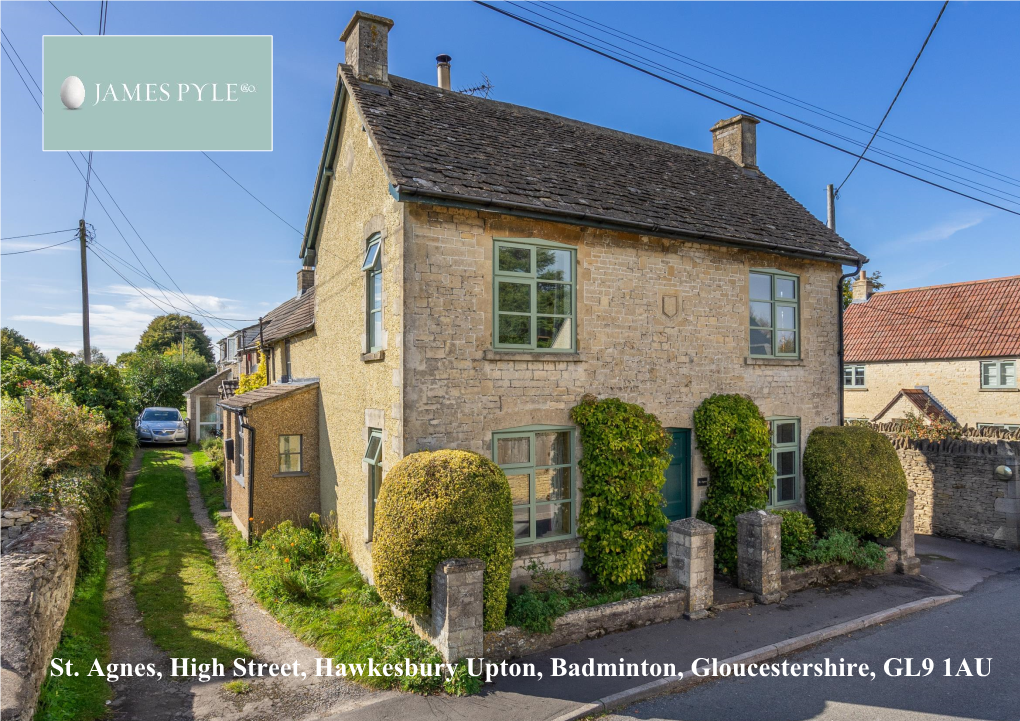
[44,36,272,151]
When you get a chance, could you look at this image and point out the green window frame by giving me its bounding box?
[492,425,575,544]
[362,234,383,352]
[278,434,302,473]
[749,269,799,357]
[767,417,800,507]
[980,360,1016,389]
[493,239,576,352]
[843,364,866,387]
[365,428,383,540]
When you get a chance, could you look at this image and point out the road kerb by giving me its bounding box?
[551,593,961,721]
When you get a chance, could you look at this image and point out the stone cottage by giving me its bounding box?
[843,273,1020,429]
[219,11,864,581]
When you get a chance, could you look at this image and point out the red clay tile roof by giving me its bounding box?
[844,275,1020,362]
[873,388,957,424]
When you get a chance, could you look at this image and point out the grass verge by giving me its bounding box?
[189,443,224,519]
[33,540,111,721]
[188,441,476,695]
[127,449,249,665]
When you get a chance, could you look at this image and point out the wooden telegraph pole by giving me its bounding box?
[79,219,91,365]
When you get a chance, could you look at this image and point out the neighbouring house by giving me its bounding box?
[843,273,1020,430]
[219,11,865,580]
[183,368,232,443]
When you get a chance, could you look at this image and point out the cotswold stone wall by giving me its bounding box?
[885,433,1019,549]
[0,512,81,721]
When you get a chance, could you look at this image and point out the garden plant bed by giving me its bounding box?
[484,588,688,661]
[781,546,897,594]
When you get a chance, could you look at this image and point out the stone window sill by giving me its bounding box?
[272,471,309,478]
[233,474,245,488]
[843,386,869,392]
[979,387,1017,392]
[483,349,583,362]
[514,536,580,557]
[745,356,803,366]
[361,351,385,363]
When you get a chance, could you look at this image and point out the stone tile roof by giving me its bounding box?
[844,275,1020,362]
[873,388,957,424]
[217,380,318,410]
[239,288,316,350]
[340,67,862,263]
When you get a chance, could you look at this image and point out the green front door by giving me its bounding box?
[662,428,691,522]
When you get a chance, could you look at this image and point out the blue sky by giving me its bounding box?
[2,1,1018,358]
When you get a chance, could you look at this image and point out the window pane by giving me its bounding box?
[750,328,772,356]
[536,249,572,282]
[371,271,382,310]
[498,281,531,313]
[777,331,797,354]
[371,313,383,349]
[498,314,531,345]
[506,473,531,505]
[200,397,218,423]
[537,316,571,349]
[279,435,300,454]
[535,467,570,501]
[776,450,796,476]
[513,506,530,540]
[750,273,772,300]
[535,431,570,466]
[280,452,301,473]
[775,277,796,299]
[497,436,530,465]
[364,433,381,463]
[749,302,772,328]
[537,283,571,315]
[775,422,797,445]
[199,424,218,441]
[855,367,865,386]
[498,246,531,274]
[778,475,796,503]
[536,502,571,539]
[982,364,995,387]
[1003,362,1015,386]
[843,367,853,386]
[776,305,796,330]
[360,241,380,271]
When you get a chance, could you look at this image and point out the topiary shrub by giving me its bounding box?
[803,425,907,539]
[693,394,774,574]
[372,450,514,631]
[571,395,671,586]
[775,509,816,566]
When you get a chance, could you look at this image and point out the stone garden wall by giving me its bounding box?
[0,511,81,721]
[883,432,1019,550]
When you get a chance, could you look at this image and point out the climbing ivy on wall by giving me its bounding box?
[571,395,671,586]
[693,394,774,574]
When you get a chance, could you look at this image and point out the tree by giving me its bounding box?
[121,353,203,412]
[135,314,214,364]
[1,327,44,365]
[74,347,110,365]
[842,270,884,310]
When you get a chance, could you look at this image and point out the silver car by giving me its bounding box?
[136,407,189,445]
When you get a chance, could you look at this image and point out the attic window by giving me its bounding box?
[361,241,381,271]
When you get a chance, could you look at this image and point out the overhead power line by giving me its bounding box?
[48,1,83,34]
[201,152,303,235]
[837,1,949,193]
[473,1,1020,217]
[1,236,77,255]
[1,228,77,241]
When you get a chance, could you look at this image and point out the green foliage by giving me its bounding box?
[235,349,268,395]
[803,425,907,539]
[506,586,572,633]
[34,537,112,721]
[693,394,774,574]
[894,409,963,442]
[841,270,884,310]
[803,530,888,570]
[121,352,206,412]
[373,450,514,631]
[128,450,250,664]
[1,327,44,364]
[191,443,224,520]
[570,396,670,586]
[775,509,817,566]
[135,313,215,365]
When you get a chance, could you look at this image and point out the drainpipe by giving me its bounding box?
[837,260,861,426]
[240,412,256,546]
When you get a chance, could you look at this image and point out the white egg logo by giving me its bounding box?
[60,76,85,110]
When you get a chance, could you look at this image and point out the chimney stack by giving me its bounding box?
[297,266,315,295]
[851,270,876,303]
[436,54,451,90]
[710,115,760,169]
[340,11,394,85]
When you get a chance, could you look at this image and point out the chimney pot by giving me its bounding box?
[710,114,760,169]
[340,11,394,85]
[851,271,876,303]
[436,54,451,90]
[297,266,315,295]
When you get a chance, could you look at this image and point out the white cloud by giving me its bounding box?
[895,214,985,246]
[104,284,236,314]
[0,240,76,254]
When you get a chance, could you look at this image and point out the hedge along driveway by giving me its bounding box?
[127,449,250,665]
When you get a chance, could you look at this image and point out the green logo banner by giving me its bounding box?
[43,35,272,151]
